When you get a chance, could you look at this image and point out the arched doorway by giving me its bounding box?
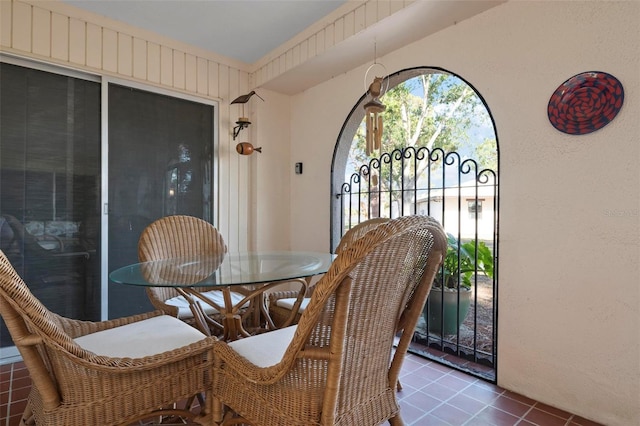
[330,67,500,381]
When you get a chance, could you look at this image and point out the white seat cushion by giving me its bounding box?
[74,315,207,358]
[275,297,310,313]
[166,289,249,319]
[227,325,297,368]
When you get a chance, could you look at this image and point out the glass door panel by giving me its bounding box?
[107,84,214,319]
[0,63,101,348]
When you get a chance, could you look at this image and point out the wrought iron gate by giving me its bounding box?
[335,146,499,381]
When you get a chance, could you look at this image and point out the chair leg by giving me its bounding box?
[19,401,35,426]
[211,395,224,424]
[389,412,405,426]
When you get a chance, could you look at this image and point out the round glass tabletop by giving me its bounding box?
[109,250,335,287]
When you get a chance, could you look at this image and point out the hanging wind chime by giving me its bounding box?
[363,44,388,156]
[364,77,386,156]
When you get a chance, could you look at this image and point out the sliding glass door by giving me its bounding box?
[0,61,216,354]
[0,62,101,347]
[107,83,215,318]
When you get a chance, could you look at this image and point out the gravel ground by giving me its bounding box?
[415,274,495,358]
[458,275,495,354]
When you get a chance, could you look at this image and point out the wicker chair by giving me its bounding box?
[0,250,215,426]
[212,215,447,425]
[138,215,250,336]
[268,217,390,328]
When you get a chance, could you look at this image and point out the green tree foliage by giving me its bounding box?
[474,137,498,171]
[346,71,496,214]
[350,73,484,167]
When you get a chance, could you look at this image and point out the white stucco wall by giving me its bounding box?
[286,2,640,425]
[252,89,292,251]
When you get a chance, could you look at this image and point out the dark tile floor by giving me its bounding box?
[395,353,603,425]
[1,354,604,426]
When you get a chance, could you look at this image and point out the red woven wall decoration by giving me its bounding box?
[548,71,624,135]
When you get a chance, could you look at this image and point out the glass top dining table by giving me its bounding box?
[109,251,336,340]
